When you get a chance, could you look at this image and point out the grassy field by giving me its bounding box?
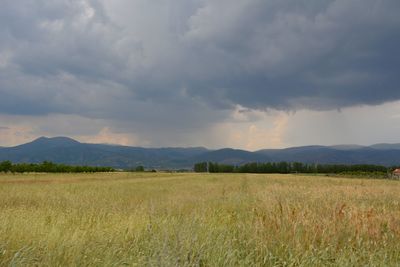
[0,172,399,266]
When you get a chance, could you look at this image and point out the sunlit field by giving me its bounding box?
[0,172,399,266]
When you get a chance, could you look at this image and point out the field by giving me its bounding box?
[0,172,400,266]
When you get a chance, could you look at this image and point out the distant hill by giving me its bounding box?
[369,143,400,150]
[193,148,268,165]
[0,137,208,169]
[1,137,400,169]
[328,144,366,150]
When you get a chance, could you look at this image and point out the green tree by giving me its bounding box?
[135,166,145,172]
[0,161,12,172]
[194,162,208,172]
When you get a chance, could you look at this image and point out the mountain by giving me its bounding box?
[256,145,400,166]
[193,148,268,165]
[0,137,207,169]
[1,137,400,169]
[328,144,366,150]
[369,143,400,150]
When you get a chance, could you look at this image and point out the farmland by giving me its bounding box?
[0,172,399,266]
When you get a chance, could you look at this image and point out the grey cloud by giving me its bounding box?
[0,0,399,133]
[181,0,400,110]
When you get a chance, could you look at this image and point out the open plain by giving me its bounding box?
[0,172,399,266]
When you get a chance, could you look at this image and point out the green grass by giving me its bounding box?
[0,172,399,266]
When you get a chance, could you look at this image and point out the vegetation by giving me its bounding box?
[126,165,146,172]
[195,161,392,177]
[135,165,145,172]
[0,172,399,266]
[0,161,114,173]
[193,161,208,172]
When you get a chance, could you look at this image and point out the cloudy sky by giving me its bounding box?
[1,0,400,150]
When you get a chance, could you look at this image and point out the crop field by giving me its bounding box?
[0,172,399,266]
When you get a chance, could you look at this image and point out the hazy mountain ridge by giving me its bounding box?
[1,137,400,169]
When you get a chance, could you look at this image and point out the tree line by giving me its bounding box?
[194,161,391,174]
[0,161,115,173]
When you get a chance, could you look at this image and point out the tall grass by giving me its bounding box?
[0,172,399,266]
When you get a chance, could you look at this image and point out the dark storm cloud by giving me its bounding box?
[181,0,400,110]
[0,0,400,125]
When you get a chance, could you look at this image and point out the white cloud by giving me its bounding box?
[0,125,36,147]
[77,127,140,146]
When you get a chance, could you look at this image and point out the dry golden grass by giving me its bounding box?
[0,172,399,266]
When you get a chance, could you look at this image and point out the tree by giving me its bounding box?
[0,161,12,172]
[194,162,208,172]
[135,166,145,172]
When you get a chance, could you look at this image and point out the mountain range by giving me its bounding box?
[1,137,400,169]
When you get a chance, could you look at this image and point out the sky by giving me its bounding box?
[0,0,400,150]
